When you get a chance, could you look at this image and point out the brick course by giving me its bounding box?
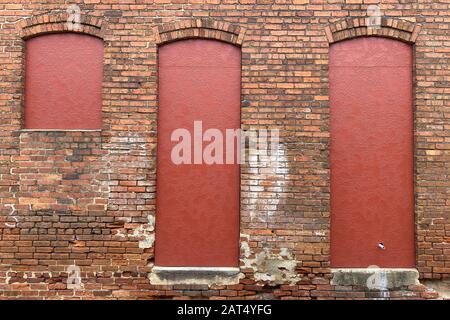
[0,0,448,299]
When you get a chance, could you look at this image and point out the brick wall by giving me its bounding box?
[0,0,448,300]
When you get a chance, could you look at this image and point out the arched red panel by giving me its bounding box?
[25,33,103,129]
[330,37,415,267]
[155,39,241,267]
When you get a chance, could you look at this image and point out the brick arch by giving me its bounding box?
[325,17,421,44]
[16,11,105,39]
[153,19,246,46]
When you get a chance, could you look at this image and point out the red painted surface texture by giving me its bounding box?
[156,40,241,267]
[330,38,414,267]
[25,34,103,129]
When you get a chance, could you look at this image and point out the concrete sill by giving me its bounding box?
[149,266,242,286]
[331,268,420,290]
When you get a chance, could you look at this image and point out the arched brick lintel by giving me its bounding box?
[154,19,246,46]
[16,12,105,40]
[325,17,421,44]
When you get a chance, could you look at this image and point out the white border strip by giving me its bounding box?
[152,266,240,273]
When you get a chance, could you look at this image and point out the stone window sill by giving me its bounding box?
[331,268,420,289]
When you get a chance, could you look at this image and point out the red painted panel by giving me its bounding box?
[156,40,241,267]
[25,33,103,129]
[330,38,414,267]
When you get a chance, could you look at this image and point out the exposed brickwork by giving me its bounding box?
[0,1,448,300]
[325,17,420,43]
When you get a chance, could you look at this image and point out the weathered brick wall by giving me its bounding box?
[0,1,448,299]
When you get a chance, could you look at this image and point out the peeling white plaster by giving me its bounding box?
[130,214,155,249]
[240,234,299,285]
